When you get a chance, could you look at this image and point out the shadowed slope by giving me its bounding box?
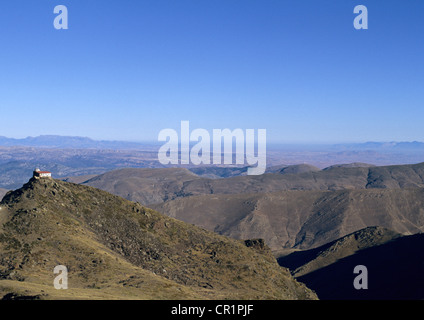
[277,227,402,277]
[278,228,424,300]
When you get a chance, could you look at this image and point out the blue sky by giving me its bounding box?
[0,0,423,143]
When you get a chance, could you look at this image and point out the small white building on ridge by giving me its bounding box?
[33,168,52,179]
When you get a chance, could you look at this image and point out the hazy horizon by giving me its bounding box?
[1,133,424,146]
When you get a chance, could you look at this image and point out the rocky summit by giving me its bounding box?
[0,177,317,300]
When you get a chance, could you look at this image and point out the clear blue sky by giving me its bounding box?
[0,0,423,143]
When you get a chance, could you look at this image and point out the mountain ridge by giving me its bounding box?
[83,162,424,207]
[0,177,317,300]
[0,135,157,150]
[2,135,424,151]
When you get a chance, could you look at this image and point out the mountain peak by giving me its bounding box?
[0,177,317,300]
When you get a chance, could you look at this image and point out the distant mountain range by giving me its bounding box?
[1,135,424,151]
[0,135,158,150]
[333,141,424,151]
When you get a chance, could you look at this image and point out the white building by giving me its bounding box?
[33,168,52,178]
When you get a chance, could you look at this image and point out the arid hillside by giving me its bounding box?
[0,177,316,300]
[152,188,424,252]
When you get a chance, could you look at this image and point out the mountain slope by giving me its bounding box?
[83,163,424,206]
[193,162,424,195]
[152,188,424,251]
[323,162,375,170]
[188,166,249,179]
[187,164,320,179]
[83,168,201,205]
[278,228,424,299]
[0,178,316,300]
[279,164,320,175]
